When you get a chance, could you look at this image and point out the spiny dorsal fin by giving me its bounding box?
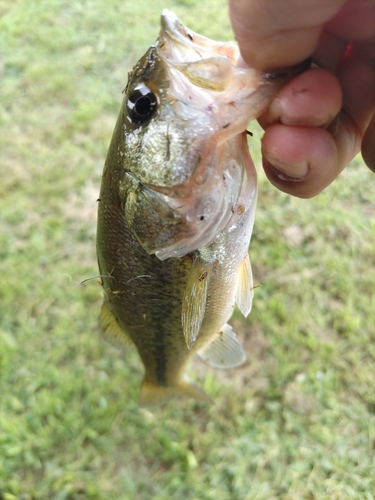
[197,323,246,369]
[181,257,214,350]
[99,301,133,349]
[235,252,254,317]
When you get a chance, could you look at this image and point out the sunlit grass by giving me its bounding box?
[1,0,375,499]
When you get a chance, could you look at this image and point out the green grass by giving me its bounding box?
[1,0,375,499]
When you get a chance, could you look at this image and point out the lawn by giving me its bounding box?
[1,0,375,499]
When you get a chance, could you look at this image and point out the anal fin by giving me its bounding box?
[139,376,213,407]
[182,256,214,350]
[198,323,246,369]
[99,301,133,349]
[235,252,254,317]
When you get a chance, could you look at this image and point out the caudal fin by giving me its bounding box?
[138,376,213,407]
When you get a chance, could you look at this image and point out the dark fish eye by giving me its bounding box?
[126,84,158,124]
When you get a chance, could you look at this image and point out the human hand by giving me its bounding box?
[229,0,375,198]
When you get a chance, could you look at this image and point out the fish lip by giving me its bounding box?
[159,8,240,64]
[160,9,186,40]
[160,9,210,48]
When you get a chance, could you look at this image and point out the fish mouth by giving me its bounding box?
[157,10,310,141]
[121,10,310,260]
[159,9,240,66]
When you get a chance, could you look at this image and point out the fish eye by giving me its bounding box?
[126,84,158,124]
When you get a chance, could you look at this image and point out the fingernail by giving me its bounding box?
[265,157,309,181]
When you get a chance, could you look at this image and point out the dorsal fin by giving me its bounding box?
[99,301,133,349]
[181,256,214,350]
[197,323,246,369]
[235,252,254,317]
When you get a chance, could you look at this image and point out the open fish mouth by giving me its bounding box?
[120,10,309,260]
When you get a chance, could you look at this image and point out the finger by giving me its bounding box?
[258,67,343,129]
[261,110,360,198]
[314,1,375,73]
[262,125,338,198]
[325,0,375,40]
[337,39,375,172]
[228,0,347,70]
[361,113,375,172]
[338,38,375,138]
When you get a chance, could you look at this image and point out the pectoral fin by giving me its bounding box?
[181,257,214,350]
[235,253,254,317]
[198,323,246,369]
[139,376,213,406]
[99,301,133,349]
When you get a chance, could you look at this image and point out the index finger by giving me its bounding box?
[229,0,347,70]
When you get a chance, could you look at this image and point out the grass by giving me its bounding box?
[1,0,375,498]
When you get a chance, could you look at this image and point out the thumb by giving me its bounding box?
[229,0,347,70]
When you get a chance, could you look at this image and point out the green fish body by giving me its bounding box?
[96,10,305,405]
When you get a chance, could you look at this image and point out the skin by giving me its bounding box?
[229,0,375,198]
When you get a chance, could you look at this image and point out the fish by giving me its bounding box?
[96,10,308,405]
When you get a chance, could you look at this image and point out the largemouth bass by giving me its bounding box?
[96,10,306,405]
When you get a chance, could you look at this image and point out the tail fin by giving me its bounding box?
[138,376,213,407]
